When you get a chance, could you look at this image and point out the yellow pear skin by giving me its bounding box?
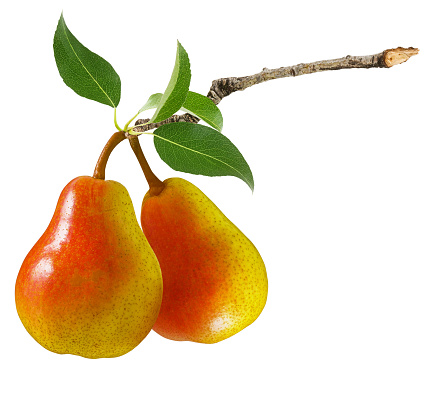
[141,178,268,343]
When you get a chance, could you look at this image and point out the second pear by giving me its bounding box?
[141,178,268,344]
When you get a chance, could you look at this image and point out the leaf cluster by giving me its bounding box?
[53,13,254,190]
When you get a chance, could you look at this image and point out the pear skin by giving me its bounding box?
[15,176,163,358]
[141,178,267,343]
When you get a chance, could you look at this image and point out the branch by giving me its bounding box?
[133,114,199,134]
[133,47,418,133]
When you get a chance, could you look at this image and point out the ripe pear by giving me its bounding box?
[15,176,163,358]
[141,177,268,344]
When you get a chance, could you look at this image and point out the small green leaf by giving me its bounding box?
[53,13,121,107]
[138,93,163,113]
[153,123,254,191]
[181,91,223,132]
[150,41,191,123]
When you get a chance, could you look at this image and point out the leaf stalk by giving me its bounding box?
[114,108,122,131]
[123,112,140,132]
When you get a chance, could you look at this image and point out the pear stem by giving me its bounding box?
[128,135,165,196]
[93,131,127,180]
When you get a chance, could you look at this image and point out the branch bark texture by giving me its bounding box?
[133,47,418,133]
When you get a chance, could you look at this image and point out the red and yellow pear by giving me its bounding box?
[15,133,163,358]
[130,137,268,344]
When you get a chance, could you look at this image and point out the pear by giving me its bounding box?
[15,176,163,358]
[141,177,268,344]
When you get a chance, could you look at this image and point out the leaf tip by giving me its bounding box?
[176,40,189,58]
[248,179,255,193]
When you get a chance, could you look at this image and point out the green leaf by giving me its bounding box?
[153,123,254,191]
[53,13,121,107]
[181,91,223,132]
[138,93,162,113]
[150,41,191,123]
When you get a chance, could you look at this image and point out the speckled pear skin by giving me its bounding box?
[141,178,268,343]
[15,176,163,358]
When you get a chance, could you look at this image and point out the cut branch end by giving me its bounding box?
[383,47,419,67]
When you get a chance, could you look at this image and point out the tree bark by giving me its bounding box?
[133,47,418,134]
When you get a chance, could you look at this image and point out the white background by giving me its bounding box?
[1,1,431,397]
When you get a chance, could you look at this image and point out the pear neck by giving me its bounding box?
[128,135,165,196]
[93,131,127,180]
